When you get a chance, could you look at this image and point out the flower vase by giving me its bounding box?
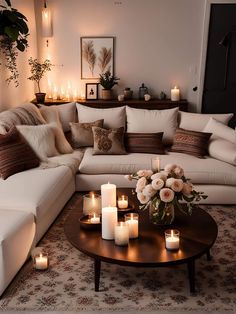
[149,202,174,226]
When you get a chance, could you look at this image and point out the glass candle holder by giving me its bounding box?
[114,222,129,246]
[118,195,128,209]
[165,229,180,251]
[151,157,161,173]
[124,213,139,239]
[31,247,49,270]
[83,193,101,215]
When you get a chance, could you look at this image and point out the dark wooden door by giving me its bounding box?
[202,4,236,128]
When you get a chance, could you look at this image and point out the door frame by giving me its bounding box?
[198,0,236,112]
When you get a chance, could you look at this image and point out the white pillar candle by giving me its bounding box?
[101,182,116,208]
[115,222,129,246]
[171,86,180,101]
[83,193,101,215]
[118,195,128,209]
[102,206,117,240]
[35,253,48,270]
[165,229,180,250]
[125,213,139,239]
[90,213,100,224]
[151,157,161,173]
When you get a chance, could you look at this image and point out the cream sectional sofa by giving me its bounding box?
[0,102,235,296]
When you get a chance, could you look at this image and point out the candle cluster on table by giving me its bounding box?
[165,229,180,250]
[31,247,49,270]
[125,213,139,239]
[47,80,79,101]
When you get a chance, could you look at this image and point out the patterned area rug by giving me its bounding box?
[0,194,235,313]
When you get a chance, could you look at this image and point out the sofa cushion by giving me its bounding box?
[79,148,236,186]
[70,119,104,148]
[170,128,212,158]
[0,126,40,179]
[178,111,233,132]
[126,106,178,145]
[203,118,236,144]
[0,209,35,296]
[207,137,236,166]
[125,132,165,154]
[92,126,127,155]
[16,124,59,160]
[76,103,126,129]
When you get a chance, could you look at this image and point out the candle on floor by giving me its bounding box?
[125,213,139,239]
[115,222,129,246]
[33,252,49,270]
[90,213,100,224]
[83,193,101,215]
[165,229,180,250]
[101,182,116,208]
[118,195,128,209]
[171,86,180,101]
[102,206,118,240]
[151,157,161,173]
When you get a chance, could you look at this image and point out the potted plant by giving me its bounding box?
[28,57,52,104]
[99,70,119,100]
[0,0,29,86]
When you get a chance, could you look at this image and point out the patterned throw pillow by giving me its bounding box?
[125,132,165,154]
[0,126,40,179]
[70,119,104,148]
[170,128,212,158]
[92,126,127,155]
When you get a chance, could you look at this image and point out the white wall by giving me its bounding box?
[0,0,37,111]
[35,0,206,111]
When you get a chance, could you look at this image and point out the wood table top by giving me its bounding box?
[64,189,218,267]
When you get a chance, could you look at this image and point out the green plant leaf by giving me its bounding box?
[4,26,19,41]
[16,40,25,51]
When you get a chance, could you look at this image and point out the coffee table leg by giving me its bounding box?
[187,260,195,293]
[94,259,101,292]
[206,249,211,261]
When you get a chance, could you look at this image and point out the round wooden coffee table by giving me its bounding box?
[64,189,218,293]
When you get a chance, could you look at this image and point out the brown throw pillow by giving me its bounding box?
[70,119,104,148]
[92,126,127,155]
[0,126,40,179]
[125,132,165,154]
[169,128,212,158]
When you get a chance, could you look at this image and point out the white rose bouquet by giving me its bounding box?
[125,164,207,222]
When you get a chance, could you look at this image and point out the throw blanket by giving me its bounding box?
[0,103,46,134]
[40,149,84,175]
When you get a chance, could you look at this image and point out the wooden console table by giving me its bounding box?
[32,98,188,111]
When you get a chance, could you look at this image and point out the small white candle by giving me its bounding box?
[118,195,128,209]
[125,213,139,239]
[35,253,48,270]
[171,86,180,101]
[102,206,117,240]
[90,213,100,224]
[165,229,180,250]
[115,222,129,246]
[151,157,160,173]
[101,182,116,208]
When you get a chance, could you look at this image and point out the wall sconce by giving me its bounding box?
[42,0,52,47]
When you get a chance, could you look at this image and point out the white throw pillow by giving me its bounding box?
[16,124,59,161]
[203,118,236,144]
[178,111,233,132]
[76,103,126,129]
[208,137,236,166]
[39,106,73,154]
[126,106,179,145]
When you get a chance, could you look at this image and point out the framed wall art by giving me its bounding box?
[81,37,114,79]
[85,83,99,100]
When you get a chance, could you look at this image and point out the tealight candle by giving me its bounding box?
[101,182,116,208]
[32,249,49,270]
[165,229,180,250]
[125,213,139,239]
[102,206,118,240]
[151,157,161,172]
[171,86,180,101]
[118,195,128,209]
[90,213,100,224]
[115,222,129,246]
